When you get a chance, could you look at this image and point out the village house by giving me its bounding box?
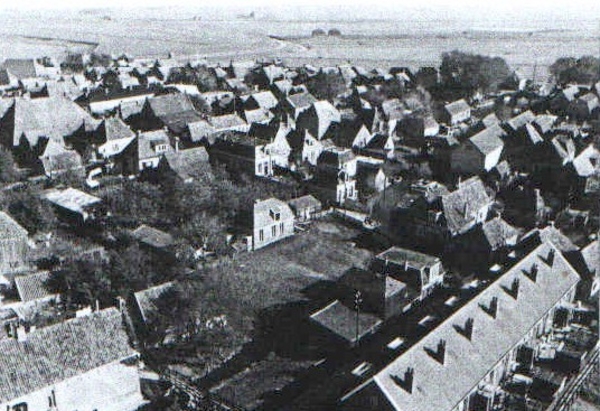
[242,90,279,112]
[96,117,138,176]
[451,124,505,175]
[340,241,582,411]
[87,87,156,116]
[37,137,84,178]
[371,246,445,302]
[210,133,274,178]
[264,122,292,169]
[137,92,204,136]
[0,307,146,411]
[301,130,334,166]
[355,156,393,199]
[570,92,600,121]
[131,224,175,254]
[0,212,29,275]
[441,99,471,126]
[281,91,318,122]
[129,281,177,343]
[296,100,341,140]
[288,194,323,222]
[157,146,210,183]
[359,133,395,160]
[250,198,295,251]
[312,147,359,205]
[380,98,405,136]
[42,187,104,224]
[138,129,173,171]
[13,270,57,304]
[549,84,580,116]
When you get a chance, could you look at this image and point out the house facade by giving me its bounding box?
[252,198,295,250]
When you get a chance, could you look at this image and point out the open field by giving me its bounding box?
[0,10,598,79]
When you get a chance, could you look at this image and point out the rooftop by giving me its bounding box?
[14,271,54,303]
[0,211,28,238]
[310,300,383,343]
[43,187,102,214]
[131,224,175,249]
[375,247,439,269]
[134,281,176,322]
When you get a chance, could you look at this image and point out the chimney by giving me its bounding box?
[392,368,414,394]
[175,137,180,152]
[511,278,520,299]
[543,248,555,267]
[437,339,446,364]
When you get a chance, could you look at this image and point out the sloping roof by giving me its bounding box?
[162,147,210,181]
[381,99,404,121]
[138,129,172,160]
[481,113,500,128]
[246,91,278,111]
[0,211,28,238]
[287,91,317,111]
[524,123,544,144]
[310,300,383,343]
[2,59,38,79]
[43,187,102,213]
[375,247,439,270]
[572,144,600,177]
[444,99,470,116]
[468,124,505,155]
[254,198,294,229]
[100,116,135,142]
[132,224,174,249]
[14,271,54,303]
[134,281,176,323]
[480,217,520,250]
[0,307,136,403]
[0,68,11,85]
[148,93,196,118]
[211,113,247,131]
[536,226,579,253]
[12,96,98,147]
[39,139,84,175]
[188,120,215,143]
[562,85,579,102]
[355,241,580,411]
[99,135,136,158]
[442,177,492,235]
[507,110,535,131]
[581,240,598,276]
[244,109,273,125]
[551,134,576,165]
[534,114,557,134]
[288,195,322,212]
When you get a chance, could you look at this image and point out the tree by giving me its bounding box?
[306,70,346,101]
[0,146,21,184]
[0,185,57,233]
[439,50,511,98]
[549,56,600,85]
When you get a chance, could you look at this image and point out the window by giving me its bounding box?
[272,225,277,237]
[258,163,263,174]
[12,403,27,411]
[259,229,264,242]
[280,222,284,234]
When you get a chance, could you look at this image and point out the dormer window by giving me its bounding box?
[269,209,281,221]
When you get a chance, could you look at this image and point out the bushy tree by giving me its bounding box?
[0,185,57,233]
[549,56,600,85]
[0,146,21,184]
[439,50,511,98]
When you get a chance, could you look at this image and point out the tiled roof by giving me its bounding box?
[132,224,174,249]
[211,113,247,131]
[148,93,196,118]
[468,125,505,155]
[188,120,215,143]
[254,198,294,229]
[481,217,520,250]
[581,240,598,276]
[162,147,210,181]
[535,226,579,253]
[138,129,172,160]
[354,241,580,411]
[444,99,470,116]
[245,91,278,111]
[12,96,98,147]
[39,139,84,176]
[442,177,492,235]
[0,211,28,238]
[524,123,544,144]
[375,246,439,270]
[244,109,273,125]
[481,113,500,128]
[14,271,54,303]
[134,281,175,322]
[572,144,600,177]
[534,114,558,134]
[381,99,404,121]
[287,91,317,110]
[310,300,383,343]
[99,116,135,142]
[43,187,102,213]
[507,110,535,131]
[0,307,136,403]
[288,195,322,212]
[2,59,38,79]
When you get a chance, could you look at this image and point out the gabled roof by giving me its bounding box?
[211,113,247,131]
[99,116,135,142]
[354,241,580,411]
[524,123,544,145]
[287,91,317,111]
[318,147,355,168]
[468,124,505,155]
[444,99,470,116]
[381,99,405,121]
[442,177,492,235]
[39,138,84,175]
[481,113,500,128]
[11,96,98,147]
[132,224,175,249]
[2,58,39,79]
[254,198,294,229]
[288,195,322,212]
[506,110,535,131]
[244,108,273,125]
[188,120,215,143]
[310,300,383,344]
[148,93,196,118]
[562,85,579,102]
[534,225,579,253]
[161,147,210,182]
[0,211,28,238]
[375,246,440,270]
[550,134,576,165]
[480,217,520,250]
[572,144,600,177]
[581,240,598,276]
[0,307,136,403]
[245,90,278,111]
[138,129,172,160]
[43,187,102,213]
[533,114,558,135]
[578,93,599,112]
[134,281,176,322]
[14,271,54,303]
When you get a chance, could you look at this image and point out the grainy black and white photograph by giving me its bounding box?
[0,0,599,410]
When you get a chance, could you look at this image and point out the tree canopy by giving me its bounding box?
[439,50,511,98]
[549,56,600,85]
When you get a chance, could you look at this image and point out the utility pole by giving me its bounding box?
[354,290,362,346]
